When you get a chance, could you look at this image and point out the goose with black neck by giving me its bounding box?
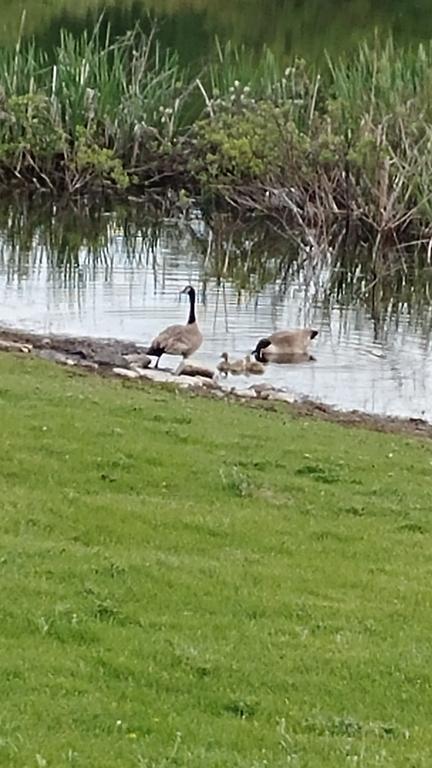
[146,285,203,375]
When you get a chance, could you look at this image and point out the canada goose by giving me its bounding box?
[146,285,203,374]
[253,329,318,363]
[244,354,266,375]
[217,352,245,375]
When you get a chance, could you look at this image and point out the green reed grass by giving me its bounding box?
[2,24,432,245]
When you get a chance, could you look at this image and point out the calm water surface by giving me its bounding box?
[0,0,431,62]
[0,209,431,421]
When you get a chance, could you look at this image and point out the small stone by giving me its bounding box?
[255,390,271,400]
[176,376,203,388]
[112,367,140,379]
[124,353,151,369]
[0,339,31,353]
[188,376,219,390]
[95,351,127,367]
[268,391,296,403]
[182,363,215,380]
[250,382,274,394]
[139,369,175,384]
[233,389,257,399]
[37,349,72,365]
[129,365,151,377]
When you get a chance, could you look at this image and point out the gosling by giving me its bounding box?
[244,354,266,375]
[217,352,245,375]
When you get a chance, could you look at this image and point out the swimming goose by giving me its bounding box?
[244,354,266,375]
[253,329,318,363]
[147,285,203,374]
[217,352,245,375]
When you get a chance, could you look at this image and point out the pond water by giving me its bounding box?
[0,206,431,422]
[0,0,431,63]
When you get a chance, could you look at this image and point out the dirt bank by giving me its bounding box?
[1,326,431,440]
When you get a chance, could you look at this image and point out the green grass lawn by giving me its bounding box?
[1,353,432,767]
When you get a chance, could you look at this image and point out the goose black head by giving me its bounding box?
[180,285,195,299]
[252,338,271,362]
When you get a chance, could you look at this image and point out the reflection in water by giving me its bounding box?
[1,0,432,62]
[0,202,432,421]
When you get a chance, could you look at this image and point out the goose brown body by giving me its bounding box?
[253,329,318,363]
[147,286,203,372]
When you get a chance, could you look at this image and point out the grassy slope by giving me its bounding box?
[1,353,432,768]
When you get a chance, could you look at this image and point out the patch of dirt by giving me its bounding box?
[0,327,150,366]
[284,399,432,439]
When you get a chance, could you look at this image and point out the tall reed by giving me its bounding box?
[1,24,432,250]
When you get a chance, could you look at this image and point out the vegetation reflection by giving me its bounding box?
[1,0,432,61]
[0,202,432,340]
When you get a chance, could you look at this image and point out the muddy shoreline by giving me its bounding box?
[1,326,431,439]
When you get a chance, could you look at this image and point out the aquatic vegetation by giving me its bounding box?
[2,27,432,251]
[0,21,191,192]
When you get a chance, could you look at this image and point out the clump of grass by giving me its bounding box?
[219,464,253,497]
[195,37,432,253]
[0,20,191,193]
